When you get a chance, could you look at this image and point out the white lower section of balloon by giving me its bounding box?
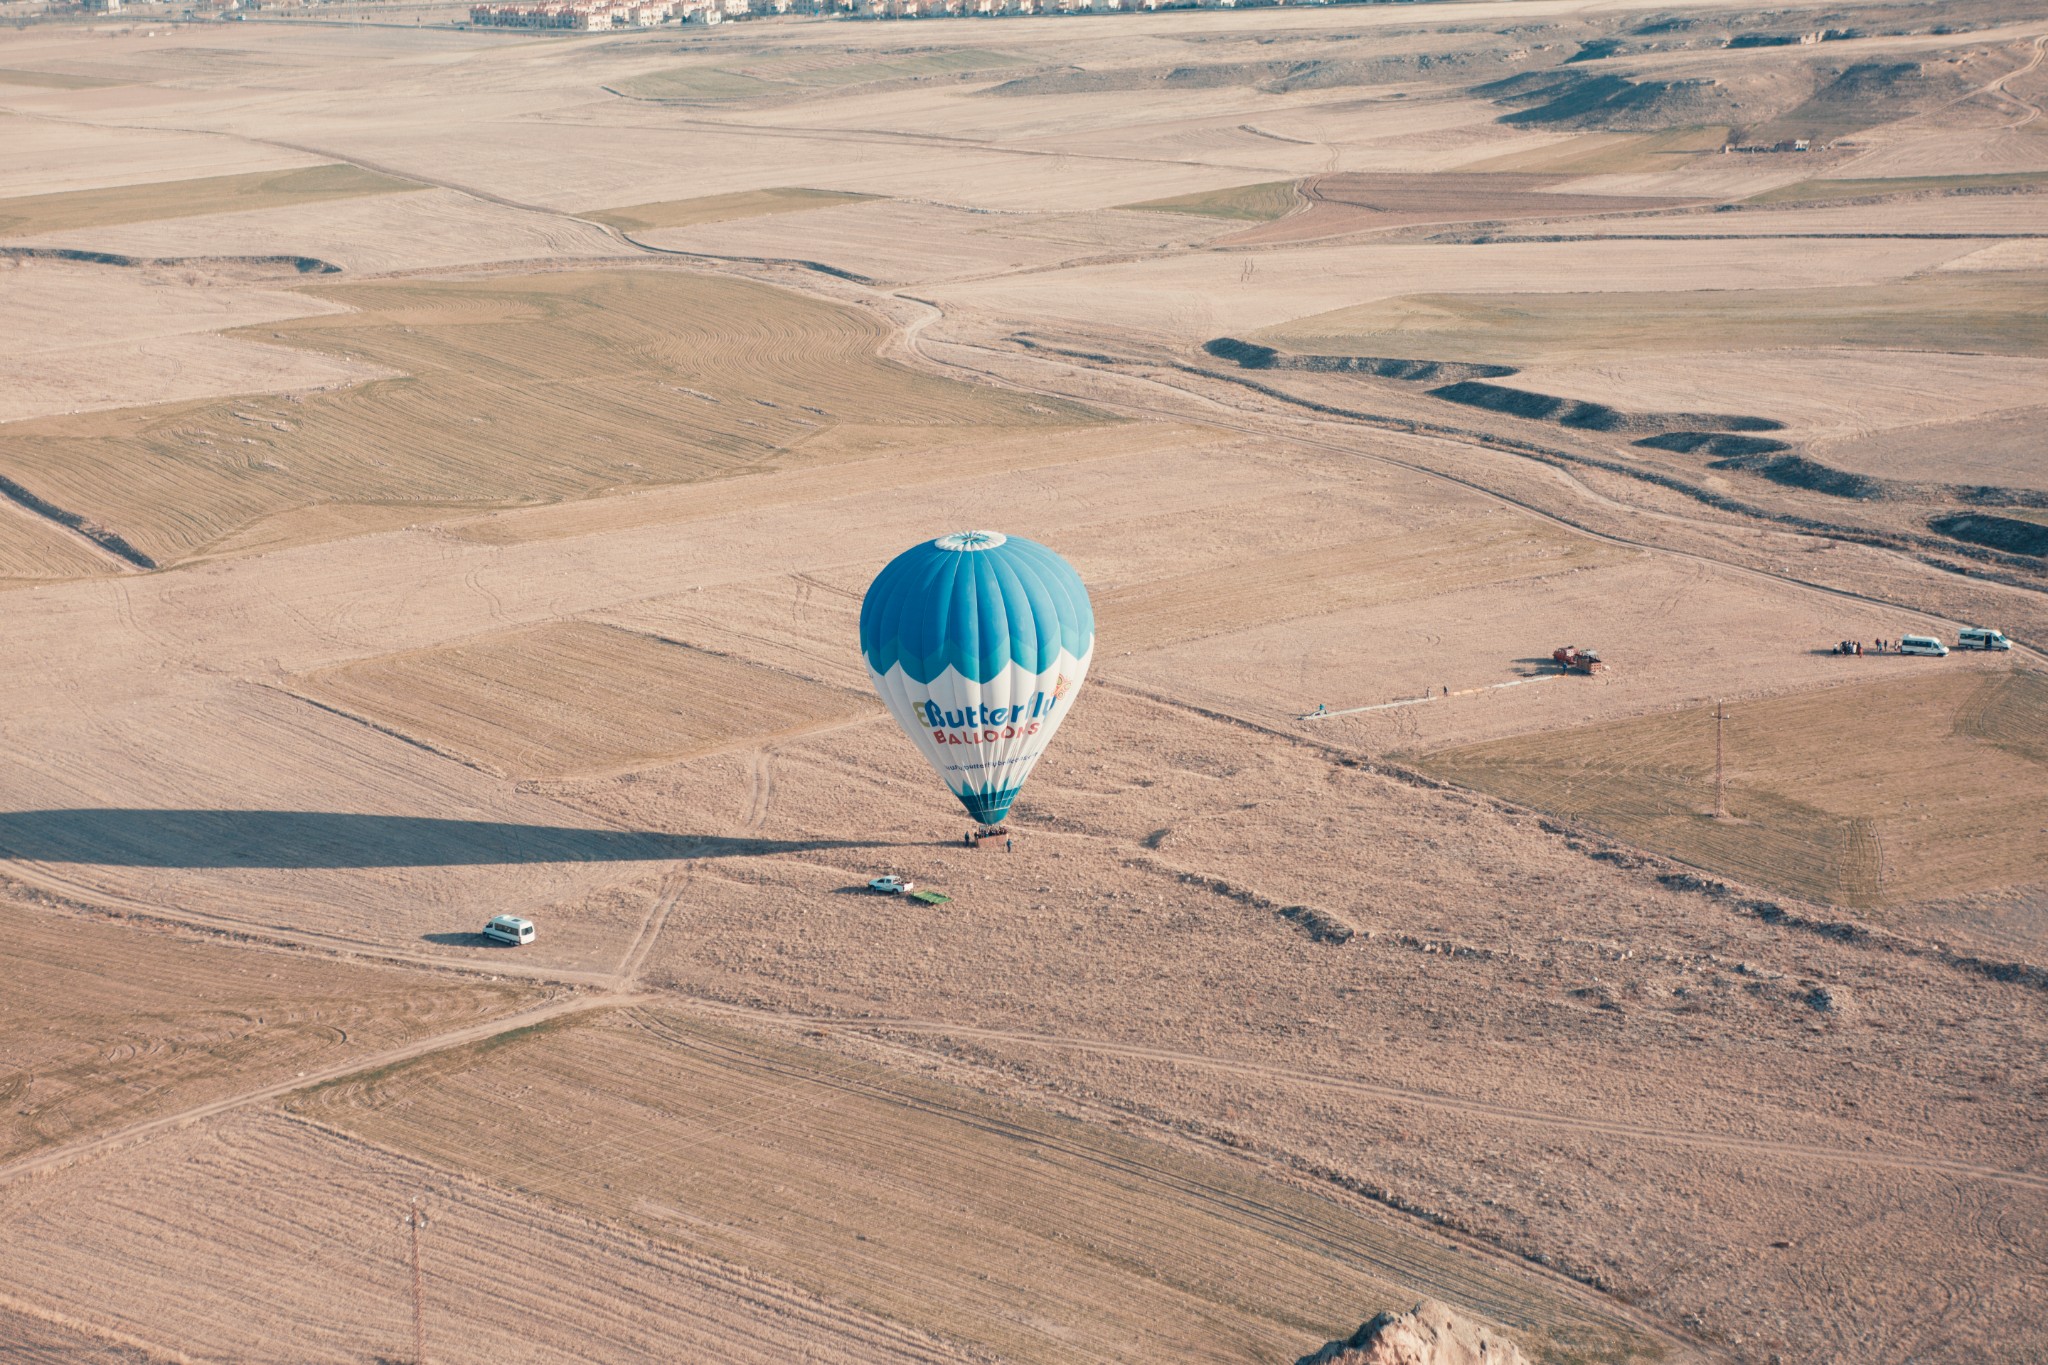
[867,650,1092,818]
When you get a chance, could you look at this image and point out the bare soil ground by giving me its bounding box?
[15,185,628,274]
[583,186,881,231]
[930,235,1976,338]
[648,199,1216,287]
[0,893,541,1163]
[1216,173,1701,247]
[0,1107,976,1364]
[0,1305,154,1365]
[295,620,879,779]
[0,164,422,237]
[0,269,1093,571]
[0,255,382,428]
[287,1005,1653,1365]
[4,5,2047,1363]
[1810,404,2048,489]
[0,113,323,198]
[1462,127,1735,177]
[1094,516,1619,653]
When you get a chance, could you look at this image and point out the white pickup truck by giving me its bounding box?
[868,875,915,895]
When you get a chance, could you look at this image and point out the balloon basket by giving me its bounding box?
[967,825,1011,849]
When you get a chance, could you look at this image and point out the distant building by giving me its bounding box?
[470,0,681,26]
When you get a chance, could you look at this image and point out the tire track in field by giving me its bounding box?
[615,871,688,988]
[617,1010,1703,1363]
[678,1001,2048,1193]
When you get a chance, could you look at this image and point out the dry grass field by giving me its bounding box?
[295,621,878,779]
[1217,174,1700,246]
[0,164,422,236]
[0,895,540,1164]
[1258,273,2048,364]
[1745,170,2048,204]
[288,1005,1653,1365]
[1120,180,1302,222]
[1418,671,2048,908]
[583,187,882,232]
[0,269,1094,569]
[4,3,2048,1363]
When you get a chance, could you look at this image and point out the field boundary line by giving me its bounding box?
[669,1000,2048,1193]
[0,993,636,1187]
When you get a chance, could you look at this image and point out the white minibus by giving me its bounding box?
[482,915,536,945]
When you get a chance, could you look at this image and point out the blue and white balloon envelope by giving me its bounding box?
[859,531,1094,827]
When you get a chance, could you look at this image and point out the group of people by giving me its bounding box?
[1834,638,1897,656]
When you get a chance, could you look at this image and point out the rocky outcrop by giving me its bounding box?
[1297,1300,1529,1365]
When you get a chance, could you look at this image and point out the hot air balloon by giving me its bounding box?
[860,531,1094,832]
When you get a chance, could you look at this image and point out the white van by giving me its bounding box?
[1898,635,1949,657]
[482,915,536,946]
[1957,627,2012,652]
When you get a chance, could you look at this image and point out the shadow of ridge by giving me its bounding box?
[0,810,885,869]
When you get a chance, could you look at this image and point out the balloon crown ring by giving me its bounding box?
[934,530,1008,552]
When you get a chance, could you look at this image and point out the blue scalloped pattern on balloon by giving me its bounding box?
[958,782,1025,825]
[859,534,1095,685]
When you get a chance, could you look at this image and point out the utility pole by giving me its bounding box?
[1713,699,1727,819]
[405,1196,429,1365]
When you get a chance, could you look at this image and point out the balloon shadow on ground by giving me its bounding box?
[0,810,886,870]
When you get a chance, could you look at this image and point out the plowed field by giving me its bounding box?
[288,1006,1653,1365]
[0,508,115,585]
[295,621,878,779]
[1418,670,2048,907]
[0,1108,968,1365]
[0,1305,151,1364]
[0,897,539,1163]
[0,270,1095,571]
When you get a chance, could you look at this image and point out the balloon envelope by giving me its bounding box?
[859,531,1094,826]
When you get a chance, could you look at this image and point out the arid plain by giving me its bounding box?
[2,0,2046,1361]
